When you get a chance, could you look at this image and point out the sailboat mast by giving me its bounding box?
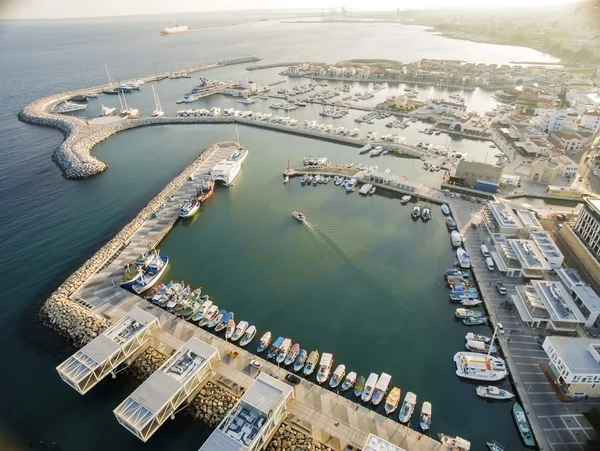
[152,85,158,110]
[104,63,113,84]
[235,123,240,148]
[487,324,499,360]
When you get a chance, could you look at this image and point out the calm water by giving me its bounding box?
[0,13,558,451]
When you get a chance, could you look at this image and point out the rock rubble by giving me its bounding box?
[187,382,240,428]
[267,424,334,451]
[126,347,168,381]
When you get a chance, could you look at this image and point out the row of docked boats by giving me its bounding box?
[300,174,330,185]
[120,249,169,294]
[178,178,215,218]
[410,204,432,221]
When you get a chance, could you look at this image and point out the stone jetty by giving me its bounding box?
[126,347,168,381]
[267,424,333,451]
[187,382,240,428]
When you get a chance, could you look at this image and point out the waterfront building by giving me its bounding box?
[427,99,466,117]
[492,239,552,279]
[382,96,422,112]
[363,434,407,451]
[557,268,600,328]
[452,159,503,188]
[543,336,600,398]
[528,230,564,269]
[550,130,593,154]
[363,172,421,193]
[529,157,560,183]
[516,210,543,234]
[513,281,586,331]
[114,337,219,442]
[56,307,159,395]
[574,198,600,256]
[221,79,259,97]
[199,373,293,451]
[484,200,524,240]
[546,185,584,199]
[579,109,600,133]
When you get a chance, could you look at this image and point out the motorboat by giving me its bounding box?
[466,340,497,354]
[329,364,346,388]
[316,353,334,384]
[199,305,219,327]
[239,325,256,346]
[455,308,483,319]
[131,254,169,294]
[354,375,366,397]
[401,195,411,204]
[419,401,432,432]
[456,248,471,269]
[284,343,301,366]
[513,402,536,447]
[359,183,373,195]
[421,207,432,221]
[446,217,457,230]
[294,349,308,372]
[361,373,379,402]
[208,309,227,329]
[215,312,234,332]
[304,350,320,376]
[369,145,384,157]
[451,231,462,247]
[225,319,236,339]
[100,105,116,116]
[384,387,401,415]
[179,199,200,218]
[460,299,482,307]
[368,186,376,195]
[476,386,514,400]
[57,101,87,114]
[345,178,358,193]
[256,331,272,353]
[398,391,417,424]
[312,175,319,186]
[463,316,487,326]
[267,336,284,360]
[454,352,508,381]
[276,338,292,364]
[439,434,471,450]
[486,440,505,451]
[441,204,450,215]
[341,372,357,391]
[359,144,372,154]
[300,174,307,185]
[371,372,391,406]
[86,92,99,98]
[121,249,161,288]
[292,211,305,222]
[466,333,491,344]
[231,321,249,342]
[411,205,421,219]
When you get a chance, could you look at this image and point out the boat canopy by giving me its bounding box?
[375,372,392,391]
[333,364,346,377]
[405,392,417,404]
[421,401,431,415]
[365,373,378,386]
[320,353,333,366]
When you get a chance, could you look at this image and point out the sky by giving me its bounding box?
[0,0,583,19]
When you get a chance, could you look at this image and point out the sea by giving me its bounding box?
[0,12,561,451]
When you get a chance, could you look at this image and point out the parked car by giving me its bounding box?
[481,244,490,257]
[249,359,262,369]
[497,322,505,334]
[486,257,495,271]
[496,282,507,295]
[285,373,301,385]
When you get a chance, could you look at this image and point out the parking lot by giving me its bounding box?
[448,197,599,451]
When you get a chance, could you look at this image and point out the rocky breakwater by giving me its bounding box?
[126,347,168,381]
[267,424,334,451]
[187,382,240,427]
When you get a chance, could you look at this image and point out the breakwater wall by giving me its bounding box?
[267,424,333,451]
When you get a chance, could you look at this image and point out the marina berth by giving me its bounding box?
[283,342,300,365]
[329,364,346,389]
[303,350,319,376]
[268,336,284,360]
[238,325,256,346]
[476,385,514,400]
[341,371,356,391]
[419,401,432,432]
[230,320,248,342]
[454,352,508,381]
[456,248,471,269]
[398,391,417,424]
[439,434,471,450]
[466,339,497,354]
[455,308,483,319]
[214,311,233,332]
[384,387,401,415]
[224,318,236,339]
[316,352,334,384]
[354,375,366,397]
[276,338,292,364]
[293,349,307,372]
[361,373,379,402]
[371,372,392,406]
[463,316,487,326]
[199,305,218,327]
[450,230,462,247]
[466,333,491,343]
[513,402,536,447]
[256,331,272,352]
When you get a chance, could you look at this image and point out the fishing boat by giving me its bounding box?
[463,316,487,326]
[446,217,457,230]
[208,309,226,329]
[225,319,236,339]
[179,199,200,218]
[300,174,307,185]
[121,250,160,288]
[199,305,219,327]
[329,365,346,388]
[384,387,401,415]
[312,176,319,186]
[239,325,256,346]
[256,331,272,353]
[398,391,417,424]
[268,336,285,360]
[341,372,357,391]
[451,231,462,247]
[361,373,379,402]
[513,402,536,447]
[456,248,471,269]
[294,349,308,372]
[182,299,202,320]
[466,333,491,344]
[283,175,289,184]
[131,254,169,294]
[306,175,313,184]
[231,321,248,342]
[100,105,116,116]
[276,339,292,364]
[454,352,508,381]
[198,179,215,203]
[476,386,514,400]
[419,401,432,432]
[304,350,320,376]
[421,207,432,221]
[486,440,505,451]
[455,308,483,319]
[439,434,471,450]
[316,353,334,384]
[292,211,305,222]
[401,195,412,204]
[411,205,421,219]
[441,204,450,215]
[354,375,366,397]
[372,373,391,406]
[284,343,301,366]
[215,312,234,332]
[466,340,497,354]
[461,299,482,307]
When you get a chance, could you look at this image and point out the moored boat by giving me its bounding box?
[284,343,301,366]
[419,401,432,432]
[398,391,417,424]
[276,338,292,364]
[463,316,487,326]
[361,373,379,402]
[179,199,200,218]
[476,385,514,400]
[441,204,450,215]
[384,387,401,415]
[341,372,357,391]
[446,216,457,230]
[225,319,236,339]
[257,331,272,353]
[316,353,334,384]
[439,434,471,450]
[455,308,483,319]
[239,325,256,346]
[329,364,346,388]
[454,352,508,381]
[294,349,308,372]
[372,372,391,406]
[466,340,497,354]
[513,402,536,447]
[208,309,226,329]
[486,440,505,451]
[215,312,234,332]
[451,230,462,247]
[466,333,491,343]
[199,305,219,327]
[131,254,169,294]
[421,207,432,221]
[456,248,471,269]
[268,336,285,359]
[300,174,307,185]
[354,375,366,397]
[401,195,411,204]
[460,299,482,307]
[304,350,320,376]
[411,205,421,219]
[230,321,248,342]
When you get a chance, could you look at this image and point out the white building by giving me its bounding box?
[543,336,600,398]
[428,100,467,117]
[516,209,543,233]
[557,268,600,328]
[363,434,407,451]
[483,201,524,243]
[492,239,552,278]
[574,198,600,257]
[529,230,564,269]
[534,109,566,133]
[564,110,580,130]
[580,110,600,133]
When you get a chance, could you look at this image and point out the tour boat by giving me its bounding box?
[441,204,450,215]
[161,24,188,35]
[476,386,514,400]
[384,387,401,415]
[316,353,334,384]
[354,375,366,397]
[463,316,487,326]
[57,101,87,113]
[461,299,482,307]
[179,199,200,218]
[439,434,471,450]
[398,391,417,424]
[361,373,379,402]
[131,254,169,293]
[329,365,346,389]
[198,179,215,203]
[210,145,248,187]
[276,339,292,364]
[372,372,391,406]
[486,440,505,451]
[466,340,497,354]
[466,333,491,344]
[215,312,234,332]
[401,195,411,204]
[292,210,305,222]
[225,319,236,339]
[294,349,308,372]
[208,309,226,329]
[239,325,256,347]
[199,306,219,327]
[455,308,483,319]
[454,352,508,381]
[100,104,116,116]
[284,343,301,366]
[513,402,536,447]
[456,248,471,269]
[421,207,432,221]
[256,331,272,353]
[419,401,432,432]
[341,372,357,391]
[304,350,320,376]
[446,217,457,230]
[268,336,285,359]
[411,205,421,219]
[230,321,248,342]
[451,231,462,247]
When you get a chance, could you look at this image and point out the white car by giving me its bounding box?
[497,323,505,334]
[249,359,262,369]
[481,244,490,257]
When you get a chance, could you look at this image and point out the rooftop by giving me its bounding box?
[585,197,600,215]
[488,201,523,231]
[545,336,600,375]
[532,280,585,324]
[509,240,551,271]
[529,230,563,261]
[557,268,600,314]
[363,434,407,451]
[516,210,542,230]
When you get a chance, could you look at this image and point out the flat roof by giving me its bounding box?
[363,434,407,451]
[533,281,585,323]
[488,201,523,230]
[517,210,542,230]
[586,197,600,216]
[243,372,293,414]
[529,230,564,261]
[508,239,551,271]
[545,336,600,375]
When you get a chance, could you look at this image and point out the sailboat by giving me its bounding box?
[118,89,139,118]
[151,85,165,117]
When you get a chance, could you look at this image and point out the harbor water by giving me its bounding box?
[0,13,559,451]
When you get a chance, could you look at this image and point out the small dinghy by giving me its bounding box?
[239,325,256,346]
[329,365,346,389]
[341,372,357,391]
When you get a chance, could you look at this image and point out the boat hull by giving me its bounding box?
[131,256,169,294]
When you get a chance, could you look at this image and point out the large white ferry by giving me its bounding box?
[210,147,248,186]
[161,25,188,35]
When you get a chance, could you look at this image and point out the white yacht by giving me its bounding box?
[161,24,188,35]
[100,105,116,117]
[371,373,391,406]
[361,373,379,402]
[456,248,471,269]
[476,385,514,400]
[151,85,165,117]
[316,353,334,384]
[57,101,87,114]
[450,231,462,247]
[210,148,249,187]
[454,352,508,381]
